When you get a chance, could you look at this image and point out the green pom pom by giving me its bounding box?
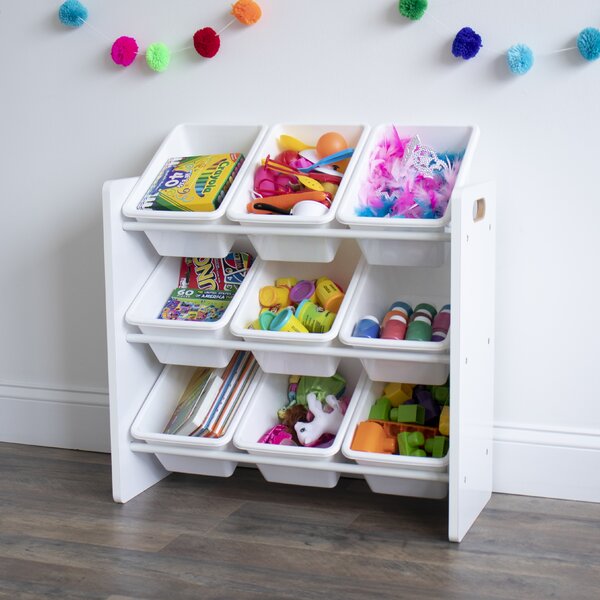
[146,42,170,72]
[398,0,428,21]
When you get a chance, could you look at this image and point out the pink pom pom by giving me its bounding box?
[111,36,138,67]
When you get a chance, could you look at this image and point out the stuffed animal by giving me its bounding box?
[294,392,345,447]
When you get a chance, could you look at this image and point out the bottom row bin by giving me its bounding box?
[131,352,262,477]
[342,379,449,499]
[233,358,366,488]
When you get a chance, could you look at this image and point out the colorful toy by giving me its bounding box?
[351,421,396,454]
[294,393,345,447]
[452,27,483,60]
[352,315,380,338]
[289,280,317,304]
[390,404,425,424]
[296,300,336,334]
[431,304,451,342]
[268,308,308,333]
[383,382,414,406]
[398,431,426,457]
[259,285,290,309]
[381,314,408,340]
[368,397,391,421]
[424,436,449,458]
[316,132,349,159]
[439,405,450,436]
[315,277,345,313]
[356,126,463,220]
[258,424,294,445]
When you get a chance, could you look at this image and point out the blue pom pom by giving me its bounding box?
[506,44,534,75]
[577,27,600,61]
[58,0,88,28]
[452,27,482,60]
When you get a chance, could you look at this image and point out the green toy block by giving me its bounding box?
[390,404,425,424]
[397,431,426,457]
[431,385,450,405]
[424,436,449,458]
[368,396,391,421]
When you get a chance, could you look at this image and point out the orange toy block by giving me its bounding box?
[369,420,439,442]
[351,421,396,454]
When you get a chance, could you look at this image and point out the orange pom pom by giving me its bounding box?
[231,0,262,25]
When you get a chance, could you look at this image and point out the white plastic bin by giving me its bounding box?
[229,241,364,376]
[131,363,262,477]
[122,123,267,257]
[337,124,479,266]
[233,359,366,487]
[226,124,370,262]
[125,240,260,368]
[338,262,450,385]
[342,379,448,499]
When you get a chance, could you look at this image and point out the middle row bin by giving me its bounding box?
[125,240,451,384]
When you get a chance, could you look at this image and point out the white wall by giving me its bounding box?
[1,0,598,500]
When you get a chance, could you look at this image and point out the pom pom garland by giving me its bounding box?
[231,0,262,26]
[577,27,600,62]
[506,44,534,75]
[398,0,428,21]
[452,27,482,60]
[111,36,138,67]
[58,0,88,28]
[146,42,171,72]
[193,27,221,58]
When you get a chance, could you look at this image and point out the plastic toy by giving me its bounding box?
[258,424,294,445]
[351,421,396,454]
[315,277,345,313]
[259,285,290,309]
[289,280,317,304]
[439,405,449,436]
[389,404,425,424]
[398,431,426,457]
[412,388,441,423]
[247,191,330,214]
[278,135,313,153]
[368,397,391,421]
[431,383,450,405]
[424,436,449,458]
[298,148,354,173]
[370,420,438,442]
[383,382,414,406]
[268,308,308,333]
[431,305,451,342]
[316,132,349,159]
[296,300,336,334]
[294,393,345,447]
[352,316,380,338]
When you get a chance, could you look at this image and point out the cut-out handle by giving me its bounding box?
[473,198,486,222]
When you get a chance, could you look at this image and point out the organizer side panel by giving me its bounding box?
[103,178,168,503]
[448,182,496,542]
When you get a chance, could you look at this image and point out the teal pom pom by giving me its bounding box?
[577,27,600,61]
[507,44,534,75]
[146,43,171,72]
[58,0,88,28]
[398,0,428,21]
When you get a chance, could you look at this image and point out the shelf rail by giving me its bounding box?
[130,442,449,483]
[125,334,450,363]
[122,220,450,241]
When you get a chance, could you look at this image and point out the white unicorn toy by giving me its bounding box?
[294,392,345,447]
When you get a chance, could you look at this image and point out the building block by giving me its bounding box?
[383,382,415,407]
[439,405,449,436]
[368,397,391,421]
[413,388,441,424]
[431,384,450,405]
[389,404,425,424]
[398,431,426,457]
[424,436,449,458]
[351,421,397,454]
[369,420,438,441]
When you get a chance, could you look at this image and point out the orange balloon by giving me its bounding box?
[316,132,348,159]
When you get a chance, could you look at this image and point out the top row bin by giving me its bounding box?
[122,123,478,265]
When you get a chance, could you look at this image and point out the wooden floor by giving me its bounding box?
[0,443,598,599]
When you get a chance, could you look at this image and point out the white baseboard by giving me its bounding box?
[493,422,600,503]
[0,381,110,453]
[1,383,599,503]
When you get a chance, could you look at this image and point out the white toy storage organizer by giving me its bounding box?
[103,123,496,542]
